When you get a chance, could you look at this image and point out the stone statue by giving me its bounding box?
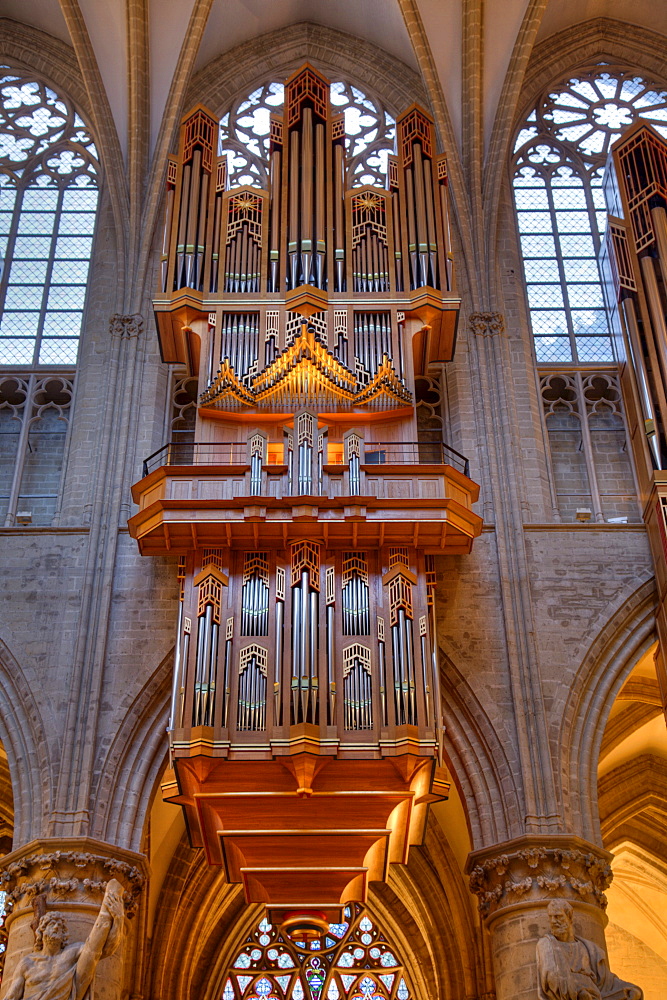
[3,877,125,1000]
[536,899,643,1000]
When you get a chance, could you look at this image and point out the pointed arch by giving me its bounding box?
[211,898,424,1000]
[187,22,426,124]
[373,819,488,1000]
[90,648,172,851]
[0,16,128,298]
[0,636,52,843]
[558,578,657,843]
[439,648,524,847]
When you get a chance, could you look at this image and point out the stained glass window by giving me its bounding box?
[0,66,99,367]
[219,907,414,1000]
[512,68,667,365]
[221,81,396,190]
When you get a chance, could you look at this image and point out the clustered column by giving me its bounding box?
[0,837,146,999]
[466,835,642,1000]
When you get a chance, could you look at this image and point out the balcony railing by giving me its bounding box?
[142,440,470,478]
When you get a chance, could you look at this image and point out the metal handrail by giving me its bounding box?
[143,439,471,479]
[362,441,469,477]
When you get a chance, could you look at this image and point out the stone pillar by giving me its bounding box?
[466,835,614,1000]
[0,838,146,1000]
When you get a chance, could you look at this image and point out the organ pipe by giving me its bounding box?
[147,62,479,935]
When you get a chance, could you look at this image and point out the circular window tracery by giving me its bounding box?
[512,67,667,365]
[220,908,414,1000]
[220,81,396,190]
[0,66,99,367]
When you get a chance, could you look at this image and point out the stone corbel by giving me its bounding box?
[109,313,144,339]
[468,312,505,338]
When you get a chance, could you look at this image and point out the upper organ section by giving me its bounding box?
[131,64,480,559]
[154,64,458,394]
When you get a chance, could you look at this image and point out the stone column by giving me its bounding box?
[466,835,614,1000]
[0,837,146,1000]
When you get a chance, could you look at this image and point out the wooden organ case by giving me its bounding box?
[129,65,483,937]
[601,121,667,717]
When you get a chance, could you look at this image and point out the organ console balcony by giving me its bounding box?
[130,64,483,939]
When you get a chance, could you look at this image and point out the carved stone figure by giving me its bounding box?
[3,877,125,1000]
[536,899,642,1000]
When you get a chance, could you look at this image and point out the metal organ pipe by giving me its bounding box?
[269,145,281,292]
[275,599,283,724]
[405,166,418,290]
[641,256,667,379]
[327,602,334,723]
[185,149,202,288]
[300,571,309,718]
[392,180,404,292]
[161,181,175,292]
[210,189,222,292]
[175,161,191,288]
[301,108,314,286]
[195,166,209,289]
[315,121,326,288]
[170,596,185,731]
[289,128,300,288]
[423,158,438,287]
[334,141,345,291]
[412,142,429,287]
[622,296,663,467]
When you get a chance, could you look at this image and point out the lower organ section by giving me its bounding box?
[163,542,450,925]
[170,546,438,743]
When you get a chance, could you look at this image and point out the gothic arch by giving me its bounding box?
[0,637,52,844]
[520,18,667,125]
[376,819,487,1000]
[0,18,128,315]
[438,648,524,847]
[90,649,172,851]
[146,837,255,1000]
[598,755,667,858]
[144,820,479,1000]
[485,16,667,308]
[186,22,427,123]
[558,578,657,843]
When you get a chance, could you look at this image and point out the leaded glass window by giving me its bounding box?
[512,69,667,364]
[221,81,395,189]
[220,908,414,1000]
[0,66,99,367]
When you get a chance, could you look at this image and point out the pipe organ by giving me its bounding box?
[601,121,667,717]
[130,64,483,939]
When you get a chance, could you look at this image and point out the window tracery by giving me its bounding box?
[0,66,99,367]
[220,81,396,190]
[220,909,414,1000]
[512,68,667,364]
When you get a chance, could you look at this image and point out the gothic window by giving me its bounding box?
[220,908,414,1000]
[0,373,74,525]
[512,69,667,365]
[0,66,99,367]
[220,80,396,189]
[540,371,640,523]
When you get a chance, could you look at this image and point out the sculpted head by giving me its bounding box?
[35,912,68,952]
[547,899,575,942]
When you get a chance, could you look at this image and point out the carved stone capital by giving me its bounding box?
[466,835,613,920]
[469,312,505,337]
[109,313,144,339]
[0,837,147,922]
